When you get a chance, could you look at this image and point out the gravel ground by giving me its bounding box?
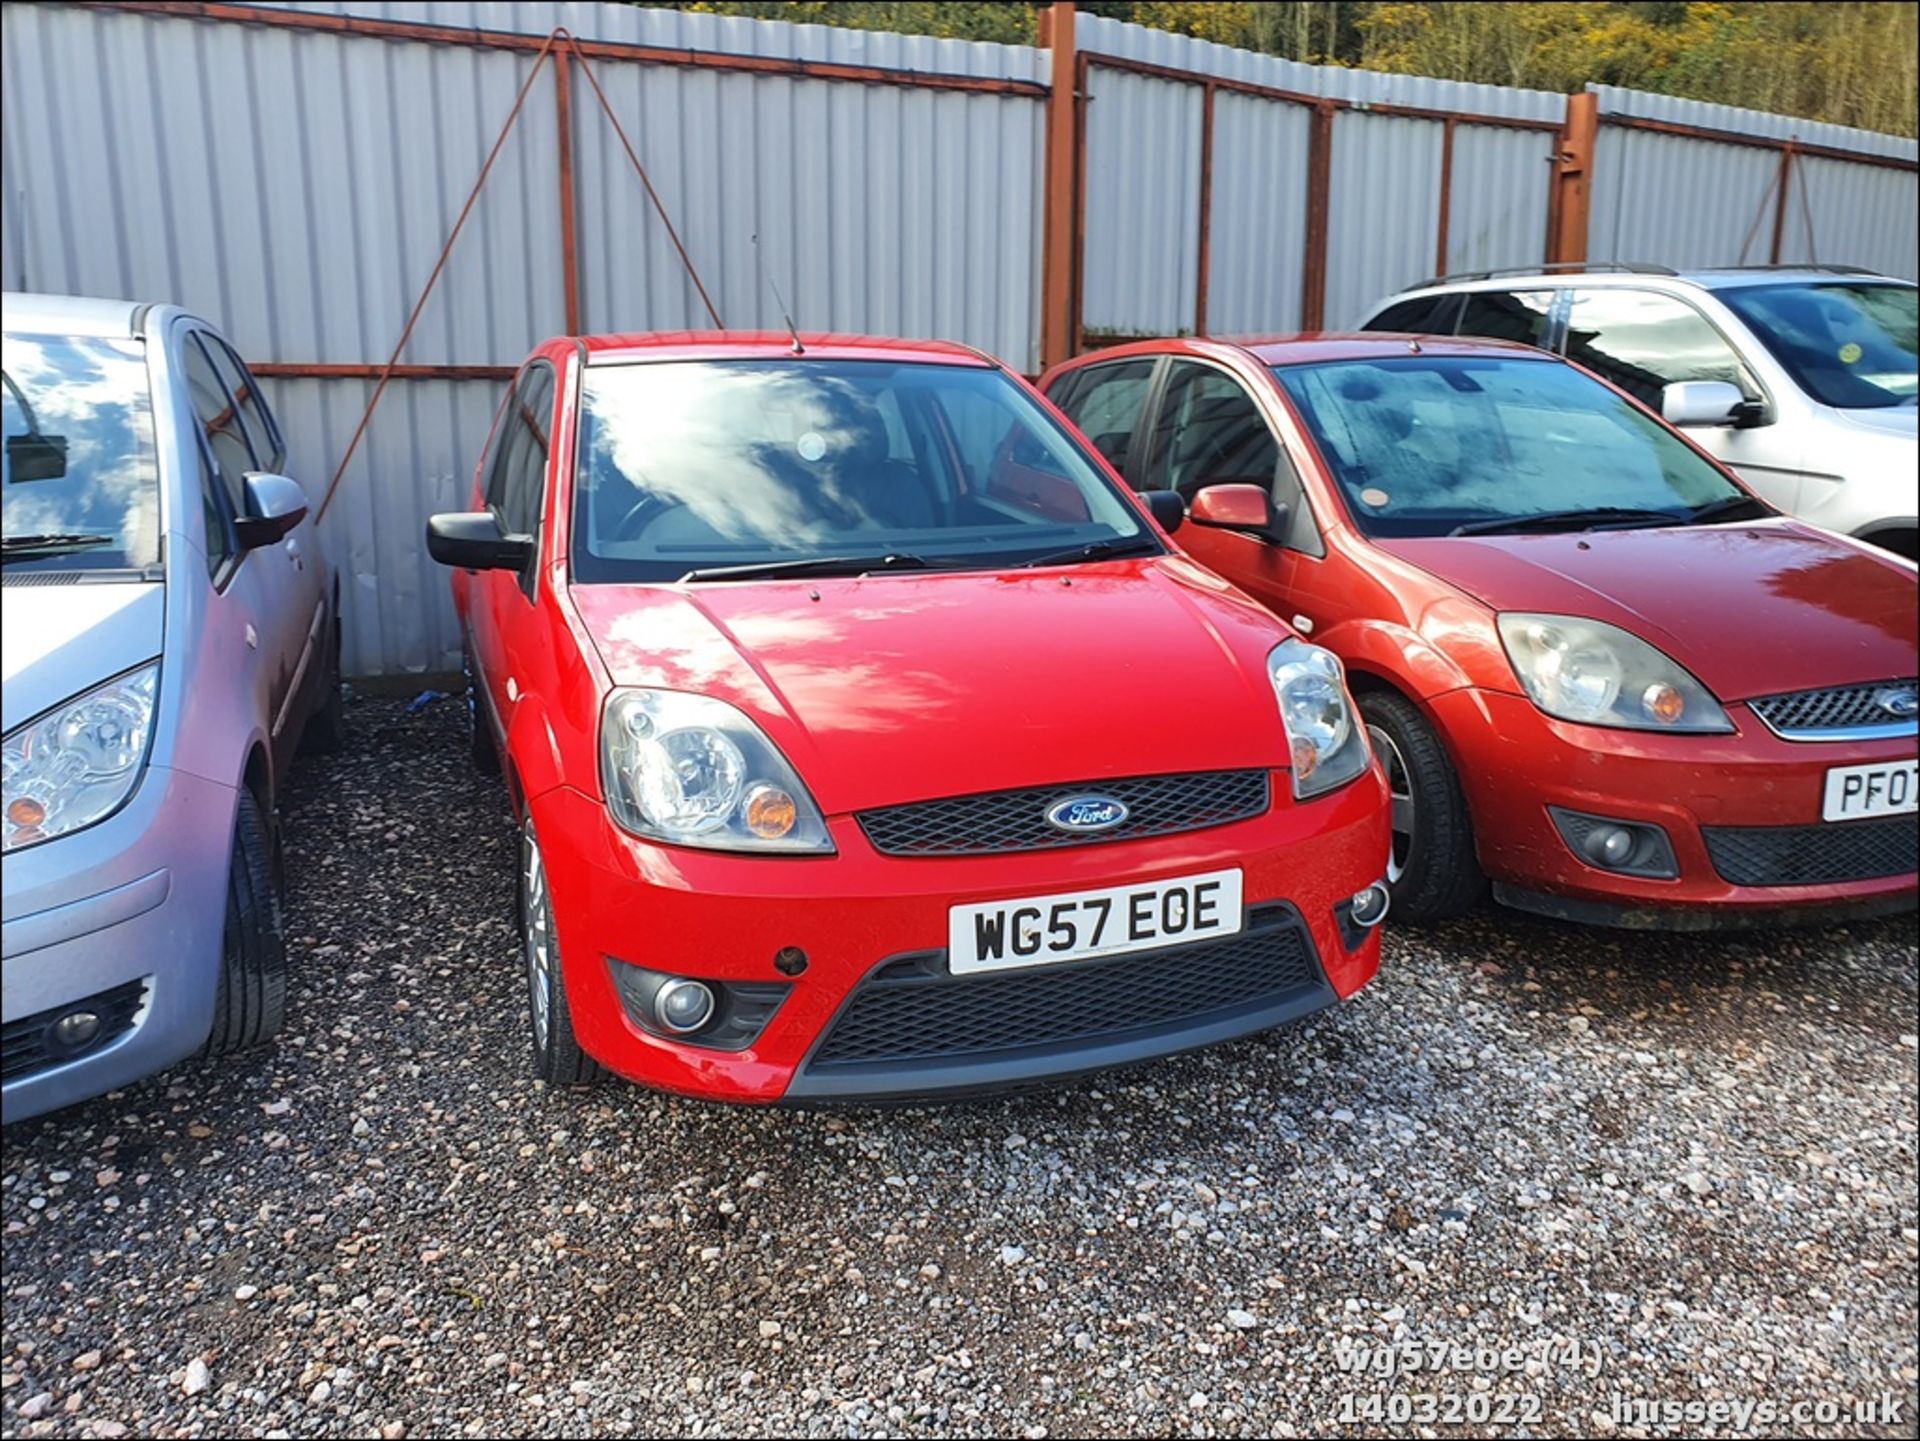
[2,696,1915,1440]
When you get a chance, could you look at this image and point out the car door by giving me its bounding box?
[1141,359,1330,627]
[470,361,556,753]
[1560,286,1800,508]
[197,329,326,763]
[176,322,286,779]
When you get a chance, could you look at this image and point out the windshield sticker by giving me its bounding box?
[1359,487,1391,509]
[1837,341,1863,365]
[795,431,826,462]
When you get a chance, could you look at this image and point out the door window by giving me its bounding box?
[1145,361,1280,501]
[181,333,256,518]
[1365,293,1462,334]
[487,364,554,597]
[203,334,283,470]
[1454,290,1556,349]
[1563,288,1753,409]
[1049,359,1155,475]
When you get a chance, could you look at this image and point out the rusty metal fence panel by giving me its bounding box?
[0,0,1046,677]
[1588,86,1919,279]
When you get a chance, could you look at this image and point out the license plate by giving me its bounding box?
[947,868,1243,975]
[1822,760,1919,821]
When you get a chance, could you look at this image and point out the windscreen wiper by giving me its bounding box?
[1020,536,1162,569]
[1,532,115,561]
[1449,507,1688,538]
[1687,493,1770,524]
[679,552,936,583]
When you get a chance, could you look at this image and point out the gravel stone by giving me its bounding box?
[1,697,1914,1438]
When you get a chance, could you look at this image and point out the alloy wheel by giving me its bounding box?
[1367,724,1415,884]
[521,827,553,1050]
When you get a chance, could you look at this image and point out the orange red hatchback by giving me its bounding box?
[1042,335,1917,930]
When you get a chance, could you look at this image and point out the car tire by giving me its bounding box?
[302,615,348,755]
[1359,690,1485,923]
[465,646,497,774]
[202,789,290,1056]
[519,821,604,1087]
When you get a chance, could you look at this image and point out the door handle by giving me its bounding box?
[285,537,304,571]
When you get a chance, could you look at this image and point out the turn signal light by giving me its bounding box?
[744,784,798,839]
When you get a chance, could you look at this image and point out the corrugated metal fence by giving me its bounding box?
[2,1,1913,675]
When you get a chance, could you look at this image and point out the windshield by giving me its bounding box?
[1271,356,1749,539]
[1717,282,1917,409]
[571,359,1155,582]
[3,332,160,571]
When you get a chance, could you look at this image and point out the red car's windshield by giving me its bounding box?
[571,359,1155,582]
[1271,355,1753,539]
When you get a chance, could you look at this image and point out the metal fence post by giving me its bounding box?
[1301,101,1335,330]
[555,43,582,335]
[1548,91,1599,264]
[1195,80,1216,337]
[1039,1,1080,369]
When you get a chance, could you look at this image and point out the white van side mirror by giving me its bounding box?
[1661,381,1746,428]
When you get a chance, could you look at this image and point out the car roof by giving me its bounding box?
[1389,266,1912,299]
[1059,333,1554,369]
[578,331,996,367]
[2,291,147,338]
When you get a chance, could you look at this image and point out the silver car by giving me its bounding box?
[2,293,342,1123]
[1359,265,1919,558]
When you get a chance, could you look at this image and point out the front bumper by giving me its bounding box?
[2,765,236,1124]
[1437,689,1918,924]
[530,766,1388,1103]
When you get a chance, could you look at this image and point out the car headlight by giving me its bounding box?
[600,688,833,853]
[3,662,160,852]
[1269,640,1370,799]
[1496,614,1731,733]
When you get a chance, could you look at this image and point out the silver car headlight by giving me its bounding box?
[1269,640,1371,799]
[3,662,160,852]
[600,688,833,853]
[1497,614,1731,733]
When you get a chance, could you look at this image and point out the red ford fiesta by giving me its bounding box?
[427,332,1390,1102]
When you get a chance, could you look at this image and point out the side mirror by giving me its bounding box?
[1139,489,1185,534]
[234,472,309,549]
[427,511,533,571]
[1189,483,1287,543]
[1661,381,1746,429]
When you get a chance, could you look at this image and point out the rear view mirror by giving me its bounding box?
[1661,381,1746,429]
[1189,483,1286,543]
[427,511,533,571]
[235,472,308,549]
[1138,489,1185,534]
[5,433,68,482]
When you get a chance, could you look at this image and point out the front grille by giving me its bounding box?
[1703,819,1918,887]
[1,980,148,1083]
[856,770,1269,857]
[1748,679,1917,739]
[808,905,1321,1068]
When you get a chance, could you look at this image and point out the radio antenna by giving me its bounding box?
[752,233,804,355]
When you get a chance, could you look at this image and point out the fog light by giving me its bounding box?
[1582,824,1636,867]
[653,978,716,1034]
[51,1011,102,1048]
[1549,807,1679,880]
[1350,881,1391,928]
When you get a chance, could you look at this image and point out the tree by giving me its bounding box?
[636,1,1919,135]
